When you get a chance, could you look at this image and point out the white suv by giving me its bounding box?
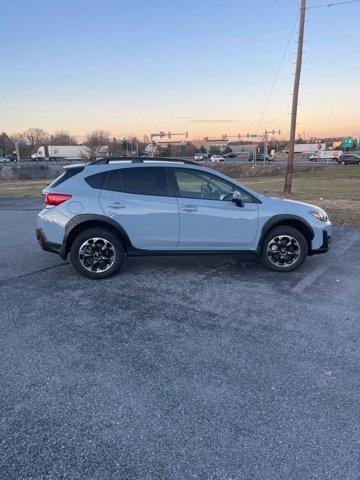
[37,158,332,279]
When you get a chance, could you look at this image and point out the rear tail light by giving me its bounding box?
[44,193,72,206]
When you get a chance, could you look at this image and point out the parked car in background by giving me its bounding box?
[337,154,360,165]
[194,153,209,161]
[1,155,17,162]
[0,155,17,163]
[248,154,275,163]
[36,157,333,279]
[224,152,237,159]
[209,155,225,162]
[309,151,342,162]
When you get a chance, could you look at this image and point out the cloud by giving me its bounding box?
[177,116,193,120]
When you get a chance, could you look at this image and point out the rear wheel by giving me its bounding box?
[261,226,308,272]
[340,160,346,165]
[70,227,124,279]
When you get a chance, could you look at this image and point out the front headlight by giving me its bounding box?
[310,210,328,222]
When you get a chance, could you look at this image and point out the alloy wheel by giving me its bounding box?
[266,235,301,268]
[78,237,116,273]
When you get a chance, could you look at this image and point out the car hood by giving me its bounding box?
[267,196,325,212]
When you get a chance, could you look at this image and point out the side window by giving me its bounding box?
[174,169,253,202]
[85,172,107,189]
[105,170,122,192]
[107,167,170,196]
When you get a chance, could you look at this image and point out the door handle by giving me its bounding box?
[181,205,198,212]
[108,202,126,209]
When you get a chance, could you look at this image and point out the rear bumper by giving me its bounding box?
[36,227,67,259]
[310,229,332,255]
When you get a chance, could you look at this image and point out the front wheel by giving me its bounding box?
[261,226,308,272]
[70,227,124,279]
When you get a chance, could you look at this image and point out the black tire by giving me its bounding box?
[261,226,308,272]
[70,227,124,279]
[340,160,346,166]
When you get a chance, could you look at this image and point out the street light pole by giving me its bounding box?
[263,130,268,167]
[264,129,281,166]
[284,0,307,195]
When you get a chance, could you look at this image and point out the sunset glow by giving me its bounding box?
[1,0,359,140]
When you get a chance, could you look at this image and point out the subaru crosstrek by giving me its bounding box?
[36,158,332,279]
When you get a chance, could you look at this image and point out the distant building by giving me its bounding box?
[144,141,185,156]
[145,140,197,156]
[191,139,229,152]
[228,142,259,154]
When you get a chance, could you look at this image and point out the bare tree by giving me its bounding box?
[50,131,77,145]
[9,132,31,159]
[23,128,50,152]
[0,132,14,155]
[109,137,125,156]
[84,130,110,159]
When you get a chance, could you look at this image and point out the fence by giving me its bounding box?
[0,162,67,180]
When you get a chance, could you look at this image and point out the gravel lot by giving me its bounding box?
[1,197,360,480]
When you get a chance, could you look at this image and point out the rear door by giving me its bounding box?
[99,166,179,250]
[171,168,259,250]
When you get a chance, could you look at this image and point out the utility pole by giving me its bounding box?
[284,0,307,195]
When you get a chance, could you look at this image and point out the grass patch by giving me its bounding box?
[0,179,50,197]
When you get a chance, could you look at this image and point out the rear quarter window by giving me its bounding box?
[48,166,84,188]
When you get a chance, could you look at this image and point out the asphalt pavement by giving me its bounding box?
[1,197,360,480]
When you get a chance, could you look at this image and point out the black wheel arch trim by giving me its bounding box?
[257,214,315,252]
[63,214,133,258]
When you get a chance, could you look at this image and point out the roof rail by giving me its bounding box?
[89,156,200,166]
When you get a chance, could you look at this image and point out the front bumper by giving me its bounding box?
[36,228,67,259]
[310,229,332,255]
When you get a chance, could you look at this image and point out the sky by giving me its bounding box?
[1,0,359,140]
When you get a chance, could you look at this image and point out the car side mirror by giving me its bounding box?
[232,190,244,207]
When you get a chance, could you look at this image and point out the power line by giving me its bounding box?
[308,0,360,8]
[255,0,358,135]
[255,14,299,134]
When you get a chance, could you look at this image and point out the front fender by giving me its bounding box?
[256,214,315,252]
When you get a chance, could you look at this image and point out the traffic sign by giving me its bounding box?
[342,137,354,149]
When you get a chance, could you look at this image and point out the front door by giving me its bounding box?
[172,168,259,250]
[99,166,179,250]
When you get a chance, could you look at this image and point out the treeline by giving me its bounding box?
[0,128,204,158]
[0,128,148,158]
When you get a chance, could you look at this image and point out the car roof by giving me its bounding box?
[82,158,209,174]
[91,156,199,166]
